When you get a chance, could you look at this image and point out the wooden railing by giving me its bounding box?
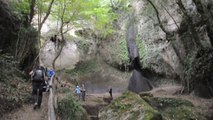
[48,75,56,120]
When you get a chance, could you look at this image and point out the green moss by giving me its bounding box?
[128,110,141,120]
[162,106,195,120]
[100,91,162,120]
[142,96,205,120]
[154,97,194,109]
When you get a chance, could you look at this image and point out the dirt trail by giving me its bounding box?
[1,93,49,120]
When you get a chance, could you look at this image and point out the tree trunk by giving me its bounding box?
[176,0,202,48]
[192,0,213,47]
[29,0,36,24]
[52,1,66,70]
[37,0,55,48]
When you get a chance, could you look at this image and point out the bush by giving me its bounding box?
[58,94,89,120]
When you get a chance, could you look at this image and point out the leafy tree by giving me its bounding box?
[51,0,117,38]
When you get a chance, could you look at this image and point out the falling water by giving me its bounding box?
[126,15,153,93]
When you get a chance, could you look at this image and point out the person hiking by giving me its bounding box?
[75,85,81,100]
[30,65,47,109]
[48,69,55,78]
[109,88,113,99]
[81,84,86,101]
[46,69,55,92]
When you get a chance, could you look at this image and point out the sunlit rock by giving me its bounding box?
[40,41,80,70]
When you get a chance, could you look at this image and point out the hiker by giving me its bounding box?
[81,84,86,101]
[50,35,57,43]
[30,65,47,109]
[48,69,55,79]
[45,69,55,92]
[109,88,113,99]
[50,35,57,47]
[75,85,81,100]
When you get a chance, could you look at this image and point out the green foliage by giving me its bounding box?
[51,0,118,38]
[58,93,88,120]
[136,36,146,61]
[108,36,146,68]
[117,39,129,62]
[75,39,91,54]
[0,54,31,115]
[57,87,71,93]
[8,0,30,20]
[35,0,50,14]
[87,6,117,37]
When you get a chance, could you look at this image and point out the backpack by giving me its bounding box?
[33,69,44,81]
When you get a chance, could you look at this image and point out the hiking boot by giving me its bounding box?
[33,102,38,110]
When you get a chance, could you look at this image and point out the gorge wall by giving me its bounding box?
[99,0,213,98]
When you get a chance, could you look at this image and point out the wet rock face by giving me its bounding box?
[129,0,212,77]
[128,70,153,93]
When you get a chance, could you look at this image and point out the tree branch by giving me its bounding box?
[146,0,172,35]
[29,0,36,24]
[192,0,213,46]
[52,1,66,70]
[160,3,180,31]
[176,0,202,48]
[38,0,55,32]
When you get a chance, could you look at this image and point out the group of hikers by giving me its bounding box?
[29,64,88,110]
[29,65,55,109]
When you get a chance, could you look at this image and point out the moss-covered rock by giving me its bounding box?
[99,91,206,120]
[142,96,206,120]
[99,91,162,120]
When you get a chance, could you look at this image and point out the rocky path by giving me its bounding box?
[1,85,212,120]
[1,93,49,120]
